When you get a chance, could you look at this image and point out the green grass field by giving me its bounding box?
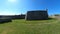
[0,19,60,34]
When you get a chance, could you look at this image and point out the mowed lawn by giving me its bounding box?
[0,19,60,34]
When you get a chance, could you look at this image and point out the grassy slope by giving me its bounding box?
[0,19,60,34]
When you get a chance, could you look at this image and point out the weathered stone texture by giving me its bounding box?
[25,10,48,20]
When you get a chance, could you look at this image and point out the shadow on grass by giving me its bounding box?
[26,18,56,21]
[48,18,56,20]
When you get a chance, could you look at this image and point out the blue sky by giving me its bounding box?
[0,0,60,15]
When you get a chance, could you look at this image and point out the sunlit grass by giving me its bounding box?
[0,19,60,34]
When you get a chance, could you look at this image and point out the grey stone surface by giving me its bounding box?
[25,10,48,20]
